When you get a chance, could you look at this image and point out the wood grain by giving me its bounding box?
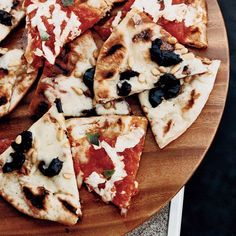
[0,0,229,235]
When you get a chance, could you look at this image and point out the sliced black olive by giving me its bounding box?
[117,81,132,97]
[120,70,139,81]
[11,131,33,153]
[81,108,97,117]
[150,38,182,67]
[12,0,20,9]
[0,10,13,26]
[155,73,181,99]
[2,152,26,173]
[54,98,63,113]
[0,96,8,106]
[83,67,95,97]
[149,87,165,108]
[38,157,63,177]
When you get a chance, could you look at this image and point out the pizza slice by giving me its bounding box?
[139,60,220,149]
[29,31,130,118]
[66,115,148,215]
[23,0,123,68]
[0,48,37,118]
[0,102,81,225]
[95,0,207,48]
[0,0,25,42]
[94,9,210,103]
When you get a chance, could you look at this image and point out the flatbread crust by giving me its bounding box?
[0,48,37,118]
[139,60,220,149]
[0,104,81,225]
[94,9,210,103]
[0,0,25,43]
[29,31,130,118]
[66,115,148,215]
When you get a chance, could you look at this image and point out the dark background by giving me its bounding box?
[181,1,236,235]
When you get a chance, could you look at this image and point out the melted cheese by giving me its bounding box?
[0,49,23,70]
[27,0,81,64]
[0,0,13,12]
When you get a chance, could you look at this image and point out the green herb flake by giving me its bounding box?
[103,169,115,179]
[87,133,100,146]
[39,30,49,41]
[62,0,74,7]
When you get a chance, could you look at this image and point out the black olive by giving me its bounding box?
[117,81,132,97]
[82,108,97,117]
[11,131,33,153]
[155,73,181,99]
[150,38,182,67]
[38,157,63,177]
[83,67,95,97]
[2,152,26,173]
[12,0,20,9]
[54,98,63,113]
[120,70,140,81]
[0,10,13,26]
[149,87,165,108]
[32,101,50,120]
[0,96,8,106]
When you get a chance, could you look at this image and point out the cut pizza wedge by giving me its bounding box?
[94,8,210,103]
[139,60,221,149]
[0,48,37,118]
[0,0,25,42]
[29,31,131,118]
[0,103,81,225]
[95,0,207,48]
[23,0,123,68]
[66,115,148,215]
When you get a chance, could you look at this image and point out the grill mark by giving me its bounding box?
[132,29,152,43]
[59,199,78,216]
[105,44,123,57]
[163,120,172,134]
[183,89,200,111]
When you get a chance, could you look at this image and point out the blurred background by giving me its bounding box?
[181,1,236,235]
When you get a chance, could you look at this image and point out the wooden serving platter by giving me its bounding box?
[0,0,229,235]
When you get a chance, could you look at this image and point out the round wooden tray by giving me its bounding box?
[0,0,229,235]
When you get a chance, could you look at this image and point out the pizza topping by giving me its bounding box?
[61,0,74,7]
[120,70,139,81]
[150,38,182,67]
[103,169,115,179]
[0,49,23,70]
[0,10,13,26]
[83,67,95,96]
[23,186,48,209]
[87,133,100,146]
[2,152,26,173]
[0,96,8,106]
[38,157,63,177]
[54,98,64,113]
[11,131,33,153]
[149,73,181,107]
[117,81,132,97]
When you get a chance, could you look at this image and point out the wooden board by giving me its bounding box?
[0,0,229,235]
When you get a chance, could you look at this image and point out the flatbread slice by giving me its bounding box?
[29,31,130,118]
[0,48,37,118]
[0,103,81,225]
[95,0,207,48]
[94,9,210,103]
[23,0,123,68]
[139,60,221,149]
[0,0,25,42]
[66,115,148,215]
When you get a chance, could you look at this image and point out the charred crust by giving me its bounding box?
[23,186,48,210]
[0,96,8,106]
[105,44,123,57]
[163,120,172,134]
[183,89,200,111]
[59,199,78,216]
[0,68,9,76]
[104,71,115,79]
[132,29,152,43]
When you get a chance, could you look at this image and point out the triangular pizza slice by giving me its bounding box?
[23,0,123,68]
[66,115,148,215]
[0,48,37,118]
[0,0,25,42]
[0,103,81,225]
[139,60,221,148]
[94,9,210,103]
[29,31,130,119]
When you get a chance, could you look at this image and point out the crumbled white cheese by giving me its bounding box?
[0,49,23,70]
[0,0,13,13]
